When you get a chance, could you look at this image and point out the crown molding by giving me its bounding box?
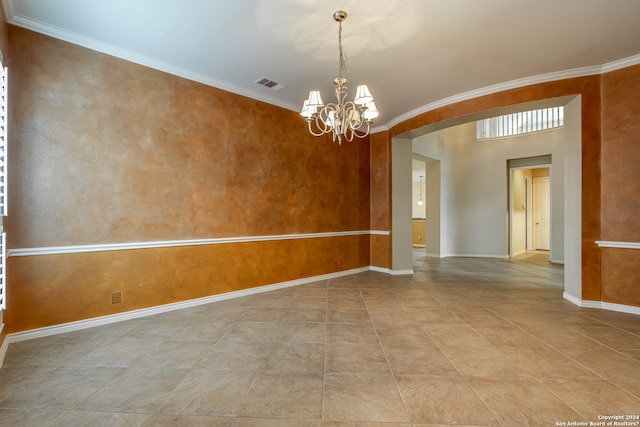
[380,64,604,131]
[5,10,300,113]
[373,53,640,133]
[601,53,640,73]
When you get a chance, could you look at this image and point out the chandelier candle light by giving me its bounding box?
[300,10,379,144]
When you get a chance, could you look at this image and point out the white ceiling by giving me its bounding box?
[4,0,640,130]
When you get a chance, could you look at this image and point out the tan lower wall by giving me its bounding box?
[6,234,370,333]
[600,248,640,307]
[370,234,390,269]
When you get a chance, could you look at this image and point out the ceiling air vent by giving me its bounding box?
[254,76,286,91]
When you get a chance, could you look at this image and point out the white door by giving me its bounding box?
[533,177,550,250]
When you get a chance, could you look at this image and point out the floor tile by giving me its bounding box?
[443,345,527,378]
[467,376,584,426]
[395,375,498,425]
[222,321,278,343]
[143,415,234,426]
[540,377,640,420]
[561,345,640,398]
[76,338,163,367]
[196,339,269,371]
[23,337,103,366]
[50,411,150,427]
[0,408,65,426]
[282,308,327,323]
[0,365,124,409]
[322,422,409,427]
[169,319,231,342]
[132,339,212,369]
[273,322,326,344]
[261,342,324,373]
[325,341,390,374]
[323,373,409,422]
[4,253,640,426]
[422,323,493,347]
[238,371,323,419]
[472,325,546,347]
[566,325,640,349]
[499,346,599,379]
[76,367,189,413]
[157,369,255,417]
[234,418,321,426]
[326,323,379,345]
[326,307,371,323]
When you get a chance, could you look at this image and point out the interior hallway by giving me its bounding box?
[0,254,639,426]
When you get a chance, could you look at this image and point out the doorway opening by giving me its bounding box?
[508,156,553,261]
[392,95,582,297]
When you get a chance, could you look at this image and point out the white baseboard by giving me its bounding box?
[563,292,584,307]
[443,253,510,259]
[424,252,441,258]
[563,292,640,315]
[369,266,414,275]
[512,249,527,257]
[550,258,565,265]
[3,267,370,347]
[390,269,414,275]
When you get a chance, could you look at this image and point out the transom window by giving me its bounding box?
[477,107,564,140]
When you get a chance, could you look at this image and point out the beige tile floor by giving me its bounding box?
[1,252,639,426]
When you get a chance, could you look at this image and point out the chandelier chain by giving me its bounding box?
[338,19,346,79]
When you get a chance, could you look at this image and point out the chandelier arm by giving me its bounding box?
[307,119,327,137]
[307,112,336,137]
[352,124,371,139]
[343,127,355,143]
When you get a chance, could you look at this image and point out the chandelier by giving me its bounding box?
[300,10,378,144]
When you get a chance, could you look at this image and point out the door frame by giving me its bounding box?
[508,163,552,258]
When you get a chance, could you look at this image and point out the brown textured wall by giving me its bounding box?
[601,248,640,307]
[370,131,391,268]
[6,26,371,333]
[6,235,369,332]
[370,235,390,269]
[599,65,640,306]
[8,26,369,249]
[601,65,640,241]
[378,76,604,302]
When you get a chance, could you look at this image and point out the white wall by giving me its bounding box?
[413,121,567,260]
[563,96,582,299]
[425,160,441,256]
[392,138,414,273]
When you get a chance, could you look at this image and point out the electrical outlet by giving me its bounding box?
[111,291,121,304]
